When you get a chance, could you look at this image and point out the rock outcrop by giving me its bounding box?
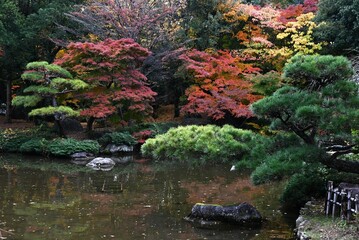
[185,202,262,228]
[86,157,116,171]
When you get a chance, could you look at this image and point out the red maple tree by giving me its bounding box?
[179,49,262,120]
[55,38,157,130]
[278,0,318,24]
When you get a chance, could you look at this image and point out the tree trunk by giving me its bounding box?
[321,157,359,174]
[52,96,66,137]
[5,80,12,123]
[55,119,66,138]
[86,116,95,132]
[174,99,180,118]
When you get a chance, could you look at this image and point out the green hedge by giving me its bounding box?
[47,138,100,157]
[1,128,100,157]
[141,125,254,164]
[20,138,49,154]
[0,126,54,152]
[99,131,137,146]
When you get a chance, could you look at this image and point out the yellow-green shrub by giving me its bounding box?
[141,125,254,164]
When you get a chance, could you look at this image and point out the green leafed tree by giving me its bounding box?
[12,61,88,136]
[249,55,358,177]
[235,54,358,207]
[0,0,85,123]
[315,0,359,54]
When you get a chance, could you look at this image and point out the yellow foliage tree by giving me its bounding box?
[277,12,324,55]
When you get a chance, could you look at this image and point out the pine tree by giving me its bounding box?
[12,61,88,136]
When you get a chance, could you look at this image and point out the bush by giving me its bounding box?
[20,138,49,154]
[121,122,179,135]
[98,122,179,146]
[99,132,137,146]
[236,133,303,170]
[141,125,254,164]
[47,138,100,156]
[281,171,326,209]
[250,145,324,185]
[0,126,54,152]
[1,135,34,152]
[251,153,303,185]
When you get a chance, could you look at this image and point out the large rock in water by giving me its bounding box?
[70,152,95,165]
[104,144,134,154]
[185,203,262,227]
[86,157,115,171]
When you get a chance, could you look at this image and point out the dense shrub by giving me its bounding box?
[20,138,49,154]
[250,145,324,185]
[1,135,33,152]
[0,126,54,152]
[281,171,326,209]
[141,125,255,164]
[98,122,179,146]
[47,138,100,156]
[121,122,179,135]
[251,151,303,185]
[99,132,137,146]
[236,133,303,170]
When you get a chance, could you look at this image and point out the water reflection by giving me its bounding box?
[0,154,296,239]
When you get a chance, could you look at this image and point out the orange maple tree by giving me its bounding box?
[179,49,262,120]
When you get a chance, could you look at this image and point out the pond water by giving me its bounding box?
[0,154,297,240]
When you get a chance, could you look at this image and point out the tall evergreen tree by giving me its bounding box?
[0,0,84,122]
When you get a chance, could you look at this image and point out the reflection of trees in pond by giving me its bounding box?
[180,176,267,205]
[0,156,296,240]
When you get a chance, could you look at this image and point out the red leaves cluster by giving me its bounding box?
[179,49,262,120]
[55,38,156,120]
[132,130,153,144]
[278,0,318,24]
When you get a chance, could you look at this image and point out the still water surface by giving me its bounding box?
[0,154,296,240]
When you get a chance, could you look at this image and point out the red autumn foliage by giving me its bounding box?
[55,38,157,122]
[132,130,153,144]
[179,49,262,120]
[278,0,318,24]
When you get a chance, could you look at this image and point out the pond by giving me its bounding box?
[0,154,297,240]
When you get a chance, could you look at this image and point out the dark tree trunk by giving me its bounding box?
[174,98,180,118]
[321,155,359,174]
[87,116,95,132]
[52,96,66,137]
[5,80,12,123]
[55,119,66,138]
